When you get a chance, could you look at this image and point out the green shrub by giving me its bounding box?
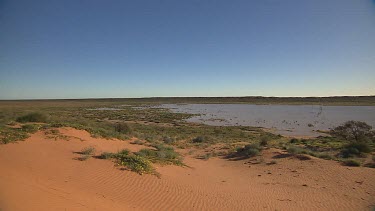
[77,155,91,161]
[259,135,271,146]
[331,121,374,143]
[316,153,334,160]
[114,122,132,134]
[162,136,175,144]
[192,136,206,143]
[235,144,261,158]
[287,146,305,155]
[341,142,371,158]
[290,138,298,143]
[342,159,361,167]
[117,149,130,156]
[80,146,96,155]
[21,124,40,133]
[136,144,183,165]
[16,113,47,123]
[0,128,29,144]
[117,154,154,175]
[98,152,115,159]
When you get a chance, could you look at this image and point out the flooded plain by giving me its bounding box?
[158,104,375,137]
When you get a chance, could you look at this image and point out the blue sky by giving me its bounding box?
[1,0,375,99]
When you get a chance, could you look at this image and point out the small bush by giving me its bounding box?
[236,144,261,158]
[117,149,130,156]
[131,139,144,145]
[290,138,298,143]
[316,153,334,160]
[364,162,375,168]
[80,147,96,155]
[136,144,183,165]
[98,152,115,159]
[16,113,47,123]
[287,146,305,155]
[259,135,271,146]
[21,124,40,133]
[192,136,207,143]
[341,142,371,158]
[77,155,91,161]
[295,154,311,160]
[117,154,154,175]
[162,136,175,144]
[342,159,361,167]
[114,122,132,134]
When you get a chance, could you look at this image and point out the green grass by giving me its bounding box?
[136,144,184,165]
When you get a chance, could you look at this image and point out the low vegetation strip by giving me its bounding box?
[0,101,374,168]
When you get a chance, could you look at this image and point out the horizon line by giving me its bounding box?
[1,95,374,101]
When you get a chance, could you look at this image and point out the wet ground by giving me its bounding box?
[157,104,375,137]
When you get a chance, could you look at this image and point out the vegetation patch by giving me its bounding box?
[0,128,29,144]
[117,154,154,175]
[80,146,96,155]
[340,142,371,158]
[342,159,361,167]
[233,143,262,159]
[16,113,47,123]
[136,144,183,165]
[114,122,132,134]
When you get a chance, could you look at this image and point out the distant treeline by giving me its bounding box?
[1,96,375,106]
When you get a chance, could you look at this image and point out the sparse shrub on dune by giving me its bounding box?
[77,155,91,161]
[259,134,272,146]
[235,143,262,158]
[341,142,371,158]
[16,113,48,123]
[98,152,115,159]
[342,159,361,167]
[116,154,154,175]
[290,138,299,144]
[192,136,205,143]
[80,146,96,155]
[162,136,176,144]
[287,146,305,155]
[316,153,334,160]
[114,122,132,134]
[21,124,40,133]
[136,144,183,165]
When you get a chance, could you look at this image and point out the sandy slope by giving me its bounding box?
[0,128,374,211]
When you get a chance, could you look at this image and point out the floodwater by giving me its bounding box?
[158,104,375,137]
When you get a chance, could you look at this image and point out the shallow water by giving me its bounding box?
[87,107,123,111]
[158,104,375,137]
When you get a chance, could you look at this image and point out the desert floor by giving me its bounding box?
[0,128,374,211]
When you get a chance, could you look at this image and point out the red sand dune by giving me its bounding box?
[0,128,374,211]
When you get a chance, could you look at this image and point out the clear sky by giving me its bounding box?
[1,0,375,99]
